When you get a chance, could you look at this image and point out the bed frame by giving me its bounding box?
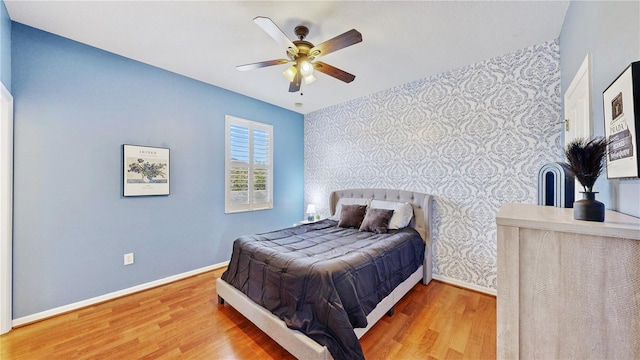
[216,188,433,359]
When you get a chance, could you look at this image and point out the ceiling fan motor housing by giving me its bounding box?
[290,40,314,60]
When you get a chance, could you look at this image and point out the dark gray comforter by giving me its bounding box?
[220,219,425,360]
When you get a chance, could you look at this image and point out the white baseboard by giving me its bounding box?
[432,274,497,296]
[12,263,494,328]
[12,261,229,327]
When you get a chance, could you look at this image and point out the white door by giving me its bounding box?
[0,83,12,334]
[564,54,593,197]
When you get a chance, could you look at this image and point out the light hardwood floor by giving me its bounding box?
[0,268,496,359]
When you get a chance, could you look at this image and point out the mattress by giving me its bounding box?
[220,219,425,360]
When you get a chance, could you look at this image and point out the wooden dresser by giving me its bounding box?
[496,203,640,359]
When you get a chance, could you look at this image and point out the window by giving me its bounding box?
[225,115,273,213]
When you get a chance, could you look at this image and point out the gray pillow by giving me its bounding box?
[338,204,367,229]
[359,208,394,234]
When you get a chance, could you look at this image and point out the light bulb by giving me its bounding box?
[299,60,314,76]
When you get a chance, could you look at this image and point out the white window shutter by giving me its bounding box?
[225,116,273,213]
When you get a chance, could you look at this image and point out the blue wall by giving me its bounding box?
[11,23,304,318]
[560,0,640,218]
[0,0,10,89]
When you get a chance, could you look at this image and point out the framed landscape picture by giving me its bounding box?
[603,61,640,179]
[123,144,170,196]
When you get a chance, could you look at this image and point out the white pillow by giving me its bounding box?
[370,200,414,229]
[330,198,370,220]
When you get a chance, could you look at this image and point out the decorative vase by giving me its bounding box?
[573,192,605,222]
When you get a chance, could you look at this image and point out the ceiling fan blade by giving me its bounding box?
[313,61,356,83]
[236,59,291,71]
[309,29,362,58]
[253,16,298,55]
[289,71,302,92]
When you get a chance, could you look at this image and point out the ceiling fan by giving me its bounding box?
[236,16,363,93]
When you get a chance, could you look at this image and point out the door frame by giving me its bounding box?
[564,54,593,198]
[0,82,13,334]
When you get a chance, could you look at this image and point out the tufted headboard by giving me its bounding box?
[329,188,434,284]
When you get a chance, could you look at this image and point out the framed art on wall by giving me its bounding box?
[603,61,640,179]
[123,144,170,196]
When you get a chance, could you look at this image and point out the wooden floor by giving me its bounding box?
[0,268,496,359]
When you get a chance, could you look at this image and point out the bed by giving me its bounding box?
[216,188,433,360]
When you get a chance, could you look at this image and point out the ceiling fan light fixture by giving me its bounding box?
[303,73,317,85]
[283,65,297,82]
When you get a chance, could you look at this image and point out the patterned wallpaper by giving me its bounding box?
[304,40,562,291]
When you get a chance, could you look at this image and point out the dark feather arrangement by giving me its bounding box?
[565,137,609,192]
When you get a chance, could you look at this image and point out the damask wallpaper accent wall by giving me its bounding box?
[304,39,562,291]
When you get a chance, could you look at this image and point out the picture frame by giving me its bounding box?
[602,61,640,179]
[123,144,170,196]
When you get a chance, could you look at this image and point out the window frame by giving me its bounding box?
[225,115,273,213]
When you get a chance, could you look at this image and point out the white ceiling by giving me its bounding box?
[5,1,569,114]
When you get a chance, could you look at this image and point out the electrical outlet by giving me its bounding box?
[124,253,134,265]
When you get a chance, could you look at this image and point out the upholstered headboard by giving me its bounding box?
[329,188,434,284]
